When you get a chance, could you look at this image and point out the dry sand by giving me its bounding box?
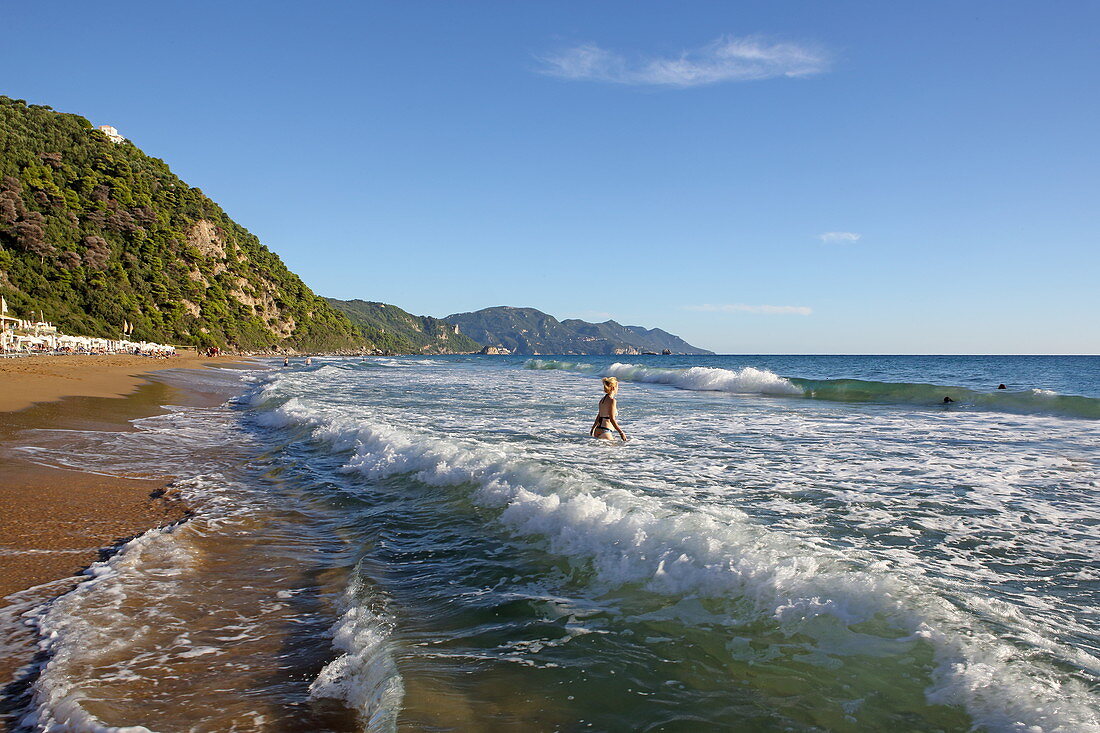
[0,353,254,686]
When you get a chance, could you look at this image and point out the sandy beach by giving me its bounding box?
[0,353,224,413]
[0,354,252,688]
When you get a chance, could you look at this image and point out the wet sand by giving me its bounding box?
[0,356,253,688]
[0,353,222,413]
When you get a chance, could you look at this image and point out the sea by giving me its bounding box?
[3,354,1099,732]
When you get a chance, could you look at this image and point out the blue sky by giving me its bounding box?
[4,1,1098,353]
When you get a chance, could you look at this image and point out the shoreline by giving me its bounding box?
[0,353,245,413]
[0,357,255,690]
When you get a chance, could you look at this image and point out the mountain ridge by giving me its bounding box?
[325,298,481,354]
[445,305,713,355]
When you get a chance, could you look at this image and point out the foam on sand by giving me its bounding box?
[21,526,188,733]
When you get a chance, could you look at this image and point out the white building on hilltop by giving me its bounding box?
[97,125,125,143]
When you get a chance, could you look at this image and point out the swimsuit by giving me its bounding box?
[592,393,619,437]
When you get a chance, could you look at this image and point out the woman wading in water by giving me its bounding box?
[591,377,628,441]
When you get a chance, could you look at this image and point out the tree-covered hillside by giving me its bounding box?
[325,298,481,354]
[560,320,713,355]
[0,95,360,350]
[445,306,713,355]
[445,306,584,354]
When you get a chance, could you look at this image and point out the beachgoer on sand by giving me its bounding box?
[591,376,628,441]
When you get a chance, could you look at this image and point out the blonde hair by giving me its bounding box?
[602,377,619,394]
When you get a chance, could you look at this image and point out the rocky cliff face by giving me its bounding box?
[0,95,361,350]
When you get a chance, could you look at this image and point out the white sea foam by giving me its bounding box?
[8,382,358,731]
[22,526,189,733]
[309,570,404,733]
[525,359,803,395]
[604,362,802,395]
[15,358,1096,731]
[19,467,393,731]
[259,392,1100,733]
[522,359,1100,418]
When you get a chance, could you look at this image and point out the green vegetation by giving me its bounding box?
[0,96,710,356]
[326,298,481,354]
[559,319,712,355]
[0,95,360,351]
[445,306,713,355]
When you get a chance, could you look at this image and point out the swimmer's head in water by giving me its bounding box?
[602,377,619,395]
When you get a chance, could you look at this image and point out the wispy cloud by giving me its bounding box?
[817,231,861,244]
[684,304,813,316]
[537,35,829,88]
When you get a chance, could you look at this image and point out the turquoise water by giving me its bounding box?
[7,356,1099,731]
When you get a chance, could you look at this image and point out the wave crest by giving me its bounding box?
[309,568,404,732]
[525,360,1100,418]
[256,394,1100,732]
[525,359,802,395]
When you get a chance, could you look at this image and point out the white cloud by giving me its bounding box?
[817,231,862,243]
[537,35,829,88]
[684,304,813,316]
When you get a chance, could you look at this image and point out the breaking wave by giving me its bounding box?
[253,391,1100,732]
[525,359,802,395]
[308,566,404,732]
[21,526,188,733]
[525,360,1100,418]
